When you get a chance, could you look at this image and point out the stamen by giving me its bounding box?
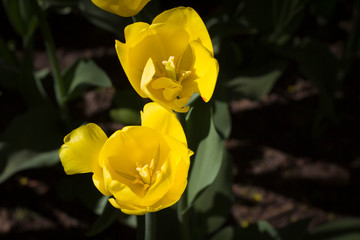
[136,162,151,185]
[178,71,191,83]
[162,56,176,80]
[133,148,161,190]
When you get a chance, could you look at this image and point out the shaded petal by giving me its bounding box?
[162,154,190,202]
[153,7,214,55]
[92,168,111,196]
[91,0,150,17]
[181,42,219,102]
[141,102,187,144]
[100,126,166,177]
[109,197,165,215]
[59,123,107,175]
[140,57,156,97]
[115,22,151,98]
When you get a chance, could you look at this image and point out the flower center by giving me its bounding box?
[136,159,153,185]
[134,159,159,190]
[161,56,192,83]
[151,56,192,102]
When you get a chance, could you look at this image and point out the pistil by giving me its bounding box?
[135,159,156,189]
[162,56,176,80]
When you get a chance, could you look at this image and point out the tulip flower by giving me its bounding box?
[116,7,219,112]
[59,102,193,215]
[91,0,150,17]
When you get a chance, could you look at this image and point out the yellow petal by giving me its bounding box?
[173,97,191,112]
[100,127,166,178]
[153,7,214,55]
[180,42,219,102]
[140,57,156,97]
[151,77,182,101]
[116,23,191,102]
[109,197,165,215]
[100,126,172,198]
[91,0,150,17]
[162,153,190,202]
[115,22,151,98]
[141,73,190,112]
[124,22,150,45]
[59,123,107,175]
[141,102,187,144]
[92,168,111,196]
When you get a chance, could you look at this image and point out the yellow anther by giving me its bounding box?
[136,162,151,185]
[178,71,191,83]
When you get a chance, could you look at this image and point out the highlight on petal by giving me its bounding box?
[115,22,150,96]
[59,123,107,175]
[153,7,214,55]
[91,0,150,17]
[141,102,187,144]
[140,57,156,97]
[116,39,147,98]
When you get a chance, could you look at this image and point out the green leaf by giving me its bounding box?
[109,108,140,125]
[256,221,281,240]
[56,174,103,212]
[93,195,110,215]
[2,0,38,37]
[110,89,143,125]
[185,99,225,209]
[211,226,234,240]
[307,218,360,240]
[62,59,112,100]
[38,0,79,9]
[0,149,59,183]
[112,88,144,110]
[3,0,27,35]
[87,200,122,236]
[242,0,306,44]
[227,68,282,101]
[0,105,63,151]
[0,105,64,183]
[192,151,234,235]
[213,221,280,240]
[213,98,231,139]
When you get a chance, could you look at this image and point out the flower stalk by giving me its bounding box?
[31,0,66,111]
[145,212,156,240]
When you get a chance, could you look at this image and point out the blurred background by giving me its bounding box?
[1,0,360,239]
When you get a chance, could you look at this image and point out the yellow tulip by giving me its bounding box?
[59,102,193,215]
[91,0,150,17]
[116,7,219,112]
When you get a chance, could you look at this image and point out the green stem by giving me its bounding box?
[176,112,191,240]
[144,212,156,240]
[31,0,66,110]
[176,112,187,136]
[132,15,137,23]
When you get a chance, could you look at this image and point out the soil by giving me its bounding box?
[1,5,360,240]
